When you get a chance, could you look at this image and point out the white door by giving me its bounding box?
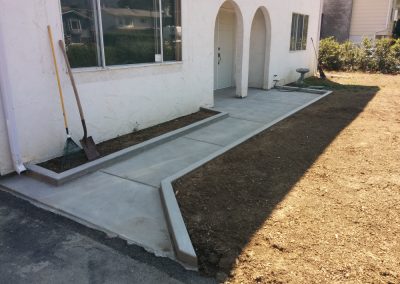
[214,10,235,90]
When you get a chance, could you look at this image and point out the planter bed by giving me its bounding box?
[40,109,216,173]
[27,109,227,185]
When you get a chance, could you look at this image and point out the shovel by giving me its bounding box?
[58,40,100,161]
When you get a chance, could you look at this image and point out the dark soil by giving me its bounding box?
[173,73,400,283]
[40,109,216,173]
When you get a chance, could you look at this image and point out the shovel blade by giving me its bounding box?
[80,136,100,161]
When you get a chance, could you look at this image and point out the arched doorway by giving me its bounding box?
[248,8,271,89]
[214,1,243,93]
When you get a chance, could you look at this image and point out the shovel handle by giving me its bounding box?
[58,40,88,139]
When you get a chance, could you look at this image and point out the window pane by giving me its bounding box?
[61,0,101,68]
[296,14,304,50]
[100,0,161,65]
[161,0,182,61]
[290,13,297,51]
[302,15,309,50]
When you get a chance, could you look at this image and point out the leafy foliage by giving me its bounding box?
[319,37,400,74]
[319,37,341,70]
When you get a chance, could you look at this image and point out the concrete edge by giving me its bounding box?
[0,183,174,259]
[26,111,229,186]
[160,89,333,270]
[277,86,328,94]
[160,180,198,271]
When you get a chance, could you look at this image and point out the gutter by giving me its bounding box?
[0,20,26,174]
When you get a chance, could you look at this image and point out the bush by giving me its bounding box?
[358,38,376,72]
[339,41,360,71]
[374,38,397,73]
[319,37,341,70]
[319,37,400,74]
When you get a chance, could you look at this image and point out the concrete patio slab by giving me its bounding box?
[0,86,332,271]
[0,173,174,258]
[102,137,222,187]
[213,88,321,123]
[184,117,263,146]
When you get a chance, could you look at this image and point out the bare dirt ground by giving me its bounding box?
[39,109,215,173]
[174,73,400,283]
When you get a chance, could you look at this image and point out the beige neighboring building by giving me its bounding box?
[321,0,400,43]
[349,0,400,42]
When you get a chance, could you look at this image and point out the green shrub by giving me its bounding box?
[319,37,341,70]
[390,38,400,58]
[339,41,360,71]
[374,38,397,73]
[319,37,400,74]
[358,38,376,72]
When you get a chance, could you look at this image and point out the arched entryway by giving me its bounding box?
[248,8,271,89]
[214,1,243,93]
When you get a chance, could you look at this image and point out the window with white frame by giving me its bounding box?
[61,0,182,68]
[290,13,309,51]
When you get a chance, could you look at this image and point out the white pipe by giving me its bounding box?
[0,20,26,174]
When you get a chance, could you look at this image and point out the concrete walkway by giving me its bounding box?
[0,88,325,266]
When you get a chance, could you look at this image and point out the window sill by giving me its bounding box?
[71,61,183,74]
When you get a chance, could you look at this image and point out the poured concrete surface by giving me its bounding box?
[185,117,263,146]
[214,88,320,123]
[102,137,222,187]
[0,173,174,259]
[0,87,326,267]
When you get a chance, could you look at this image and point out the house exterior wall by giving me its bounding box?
[0,98,13,174]
[349,0,393,42]
[0,0,322,175]
[321,0,354,42]
[249,9,267,88]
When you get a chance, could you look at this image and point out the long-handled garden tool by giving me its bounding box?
[47,25,81,169]
[58,40,100,161]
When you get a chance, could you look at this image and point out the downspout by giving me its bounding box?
[0,20,26,174]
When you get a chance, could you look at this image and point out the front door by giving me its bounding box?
[214,10,235,90]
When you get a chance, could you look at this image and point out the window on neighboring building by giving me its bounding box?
[61,0,101,68]
[61,0,182,68]
[290,13,309,51]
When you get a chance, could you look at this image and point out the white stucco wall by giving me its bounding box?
[0,98,13,174]
[0,0,321,175]
[249,9,267,88]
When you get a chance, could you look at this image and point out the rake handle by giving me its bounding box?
[47,26,70,136]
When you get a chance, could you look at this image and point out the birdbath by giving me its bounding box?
[296,68,310,86]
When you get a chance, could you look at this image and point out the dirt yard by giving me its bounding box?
[39,109,215,173]
[173,73,400,283]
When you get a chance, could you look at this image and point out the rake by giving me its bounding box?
[47,25,82,170]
